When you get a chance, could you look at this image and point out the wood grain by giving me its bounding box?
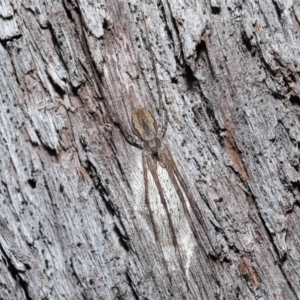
[0,0,300,299]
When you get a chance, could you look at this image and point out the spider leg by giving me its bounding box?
[99,81,143,149]
[146,154,191,293]
[142,13,168,139]
[110,110,143,149]
[142,152,172,285]
[161,150,199,238]
[161,146,214,253]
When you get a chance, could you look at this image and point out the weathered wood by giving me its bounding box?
[1,0,300,299]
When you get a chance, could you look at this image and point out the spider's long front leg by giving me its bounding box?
[105,99,143,149]
[142,13,168,140]
[161,146,214,252]
[97,74,143,149]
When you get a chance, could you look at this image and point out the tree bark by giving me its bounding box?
[1,0,300,299]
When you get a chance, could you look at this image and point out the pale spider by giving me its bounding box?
[98,12,211,292]
[94,9,211,292]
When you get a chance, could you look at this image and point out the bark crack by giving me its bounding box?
[0,243,32,300]
[247,193,299,299]
[125,271,139,300]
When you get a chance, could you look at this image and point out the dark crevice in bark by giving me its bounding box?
[46,73,66,97]
[69,257,88,299]
[248,194,283,257]
[271,91,286,100]
[193,100,225,147]
[195,40,206,61]
[195,39,216,78]
[279,264,299,300]
[288,72,297,83]
[0,34,22,49]
[255,40,278,79]
[0,244,32,300]
[184,64,197,88]
[292,8,300,28]
[171,77,178,84]
[292,160,300,174]
[85,161,124,222]
[27,179,37,189]
[113,225,130,252]
[241,31,253,52]
[272,0,282,22]
[157,1,175,44]
[40,142,57,157]
[211,6,221,15]
[85,162,109,199]
[62,0,76,23]
[125,272,140,300]
[260,61,292,102]
[289,95,300,106]
[2,43,23,90]
[48,22,63,52]
[0,14,14,21]
[43,176,58,219]
[103,18,109,30]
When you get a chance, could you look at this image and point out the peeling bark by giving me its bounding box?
[1,0,300,299]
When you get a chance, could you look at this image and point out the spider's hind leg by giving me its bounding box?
[146,153,193,294]
[162,146,214,254]
[142,151,172,286]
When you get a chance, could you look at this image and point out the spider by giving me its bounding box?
[105,98,209,292]
[97,10,212,293]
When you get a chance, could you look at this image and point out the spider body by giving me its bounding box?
[132,107,157,140]
[132,107,162,156]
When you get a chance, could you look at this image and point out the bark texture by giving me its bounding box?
[1,0,300,299]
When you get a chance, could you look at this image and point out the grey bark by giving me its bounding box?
[0,0,300,299]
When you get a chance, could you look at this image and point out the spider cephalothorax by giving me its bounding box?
[132,107,162,156]
[131,107,157,141]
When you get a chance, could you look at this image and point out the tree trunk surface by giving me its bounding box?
[1,0,300,299]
